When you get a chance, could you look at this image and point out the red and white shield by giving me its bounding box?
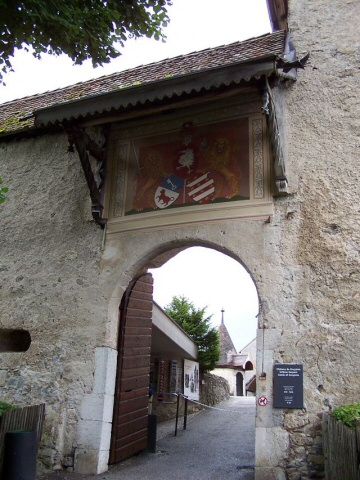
[186,172,215,203]
[155,187,179,209]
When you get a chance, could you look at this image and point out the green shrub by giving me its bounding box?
[0,401,15,417]
[331,402,360,429]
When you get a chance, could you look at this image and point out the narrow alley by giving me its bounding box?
[44,396,256,480]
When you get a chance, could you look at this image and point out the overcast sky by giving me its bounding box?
[150,247,259,352]
[0,0,271,351]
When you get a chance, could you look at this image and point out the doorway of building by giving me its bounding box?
[236,372,244,396]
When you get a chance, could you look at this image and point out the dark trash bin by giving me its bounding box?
[147,414,157,453]
[2,430,37,480]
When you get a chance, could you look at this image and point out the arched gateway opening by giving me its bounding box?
[109,245,259,465]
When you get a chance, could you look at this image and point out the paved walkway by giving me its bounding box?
[42,397,256,480]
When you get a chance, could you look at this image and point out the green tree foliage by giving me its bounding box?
[0,400,15,417]
[332,402,360,429]
[0,176,8,203]
[0,0,171,82]
[165,295,220,372]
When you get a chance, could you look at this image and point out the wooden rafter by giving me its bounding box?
[266,0,288,31]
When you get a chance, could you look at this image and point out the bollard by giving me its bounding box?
[147,414,157,453]
[174,393,180,436]
[2,430,37,480]
[183,397,188,430]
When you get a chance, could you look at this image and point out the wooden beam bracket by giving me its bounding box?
[261,78,288,195]
[67,126,108,228]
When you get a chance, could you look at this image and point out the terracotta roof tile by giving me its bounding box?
[0,31,285,135]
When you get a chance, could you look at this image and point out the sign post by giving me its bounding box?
[273,364,304,409]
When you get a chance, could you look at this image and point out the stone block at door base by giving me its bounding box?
[255,466,286,480]
[74,448,109,474]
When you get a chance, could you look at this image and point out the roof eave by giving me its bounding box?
[34,56,278,128]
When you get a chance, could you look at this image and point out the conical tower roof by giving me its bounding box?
[217,309,237,365]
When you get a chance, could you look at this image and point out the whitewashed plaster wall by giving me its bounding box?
[212,368,238,396]
[212,367,254,396]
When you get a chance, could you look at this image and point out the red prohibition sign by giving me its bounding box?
[258,396,268,406]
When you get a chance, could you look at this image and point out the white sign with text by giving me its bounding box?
[184,359,200,401]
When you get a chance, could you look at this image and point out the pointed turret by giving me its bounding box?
[217,309,237,365]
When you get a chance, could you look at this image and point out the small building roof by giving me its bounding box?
[0,30,286,136]
[217,314,255,370]
[152,302,198,360]
[239,337,256,353]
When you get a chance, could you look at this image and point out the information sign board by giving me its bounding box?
[273,364,304,409]
[184,359,199,401]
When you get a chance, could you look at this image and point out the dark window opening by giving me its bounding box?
[0,329,31,352]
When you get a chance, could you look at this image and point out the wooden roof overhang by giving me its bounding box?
[33,55,279,128]
[31,48,303,228]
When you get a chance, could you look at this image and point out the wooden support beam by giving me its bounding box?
[68,126,107,228]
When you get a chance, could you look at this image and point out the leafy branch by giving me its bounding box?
[0,0,172,83]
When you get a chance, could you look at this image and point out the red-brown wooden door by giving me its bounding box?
[109,273,153,464]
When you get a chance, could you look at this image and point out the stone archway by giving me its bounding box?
[75,227,276,476]
[107,242,259,467]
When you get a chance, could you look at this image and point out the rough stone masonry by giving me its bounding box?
[0,1,359,479]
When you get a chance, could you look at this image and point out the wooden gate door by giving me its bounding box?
[109,273,153,464]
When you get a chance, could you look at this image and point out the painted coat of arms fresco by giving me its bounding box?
[124,118,250,215]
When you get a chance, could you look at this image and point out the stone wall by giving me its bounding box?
[0,1,359,476]
[212,367,238,396]
[257,1,360,478]
[0,133,107,473]
[200,373,230,407]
